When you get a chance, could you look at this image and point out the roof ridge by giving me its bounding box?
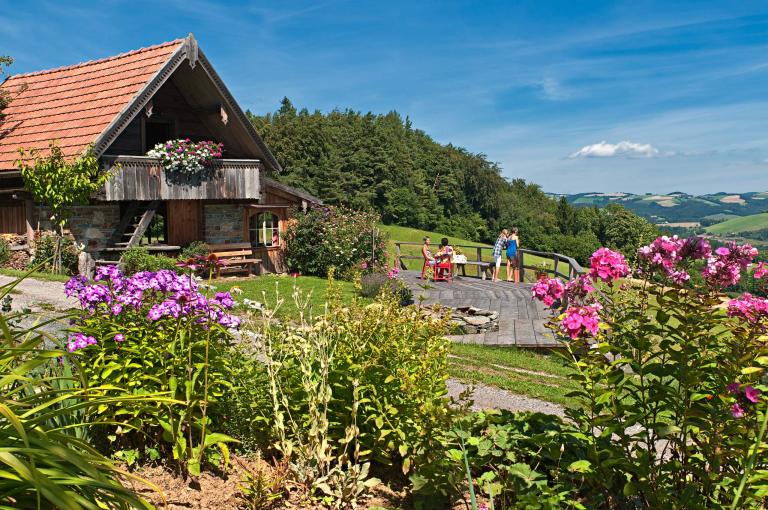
[5,38,183,80]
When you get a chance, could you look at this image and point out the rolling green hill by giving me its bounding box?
[379,224,560,281]
[705,213,768,234]
[560,191,768,224]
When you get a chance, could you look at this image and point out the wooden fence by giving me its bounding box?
[394,242,585,281]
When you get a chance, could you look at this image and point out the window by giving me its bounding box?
[249,212,280,248]
[143,119,174,152]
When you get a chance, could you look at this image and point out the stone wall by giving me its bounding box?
[203,204,245,244]
[37,204,120,252]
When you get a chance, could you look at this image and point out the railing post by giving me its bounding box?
[476,246,483,278]
[395,243,402,269]
[553,256,559,278]
[519,250,525,283]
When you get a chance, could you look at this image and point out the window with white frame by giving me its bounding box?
[249,212,280,248]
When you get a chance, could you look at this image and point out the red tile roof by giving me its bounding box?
[0,39,183,171]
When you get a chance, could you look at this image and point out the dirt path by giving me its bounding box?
[446,378,566,417]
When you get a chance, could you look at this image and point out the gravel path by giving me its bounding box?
[447,378,565,417]
[0,275,74,312]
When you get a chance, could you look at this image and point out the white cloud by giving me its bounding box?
[569,140,660,158]
[538,78,570,101]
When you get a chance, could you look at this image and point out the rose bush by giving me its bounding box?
[64,265,240,475]
[528,237,768,508]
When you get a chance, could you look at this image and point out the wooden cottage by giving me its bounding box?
[0,34,320,274]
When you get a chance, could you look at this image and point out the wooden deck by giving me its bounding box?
[399,270,561,348]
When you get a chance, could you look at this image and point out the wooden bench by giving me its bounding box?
[457,260,493,280]
[207,242,261,278]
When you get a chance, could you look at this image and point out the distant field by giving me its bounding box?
[378,224,564,281]
[705,212,768,234]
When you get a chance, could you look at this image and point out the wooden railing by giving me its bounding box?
[394,242,585,281]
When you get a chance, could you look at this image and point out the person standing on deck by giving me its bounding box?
[491,229,508,282]
[506,227,520,283]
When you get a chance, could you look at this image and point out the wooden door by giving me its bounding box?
[0,205,26,234]
[167,200,201,246]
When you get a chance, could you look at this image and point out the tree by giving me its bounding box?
[18,143,112,272]
[0,56,13,120]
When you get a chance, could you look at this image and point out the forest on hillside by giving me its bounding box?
[247,98,656,263]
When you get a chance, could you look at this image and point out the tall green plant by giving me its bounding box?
[17,143,112,272]
[0,271,157,509]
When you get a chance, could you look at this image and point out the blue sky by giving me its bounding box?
[2,1,768,194]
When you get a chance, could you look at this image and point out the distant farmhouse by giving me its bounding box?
[0,34,320,273]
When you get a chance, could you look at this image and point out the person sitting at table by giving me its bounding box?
[421,236,436,278]
[435,238,454,260]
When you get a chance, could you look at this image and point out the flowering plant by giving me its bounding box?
[147,138,223,176]
[530,239,768,508]
[65,265,239,475]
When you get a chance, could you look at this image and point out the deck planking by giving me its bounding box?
[399,271,561,348]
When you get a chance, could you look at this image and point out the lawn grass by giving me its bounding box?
[378,224,562,281]
[214,274,369,319]
[0,268,72,283]
[705,212,768,234]
[448,343,579,407]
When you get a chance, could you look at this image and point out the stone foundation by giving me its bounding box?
[36,204,120,253]
[203,204,245,244]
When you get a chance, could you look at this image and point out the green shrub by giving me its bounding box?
[65,266,240,476]
[246,276,451,503]
[411,410,595,509]
[360,271,388,298]
[179,240,209,260]
[0,237,9,266]
[0,276,154,509]
[284,205,387,278]
[31,231,78,274]
[120,245,179,275]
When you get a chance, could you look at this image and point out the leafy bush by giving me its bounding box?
[179,240,210,260]
[120,245,178,275]
[31,231,78,273]
[531,237,768,508]
[0,237,9,266]
[284,205,387,278]
[412,410,595,509]
[245,275,451,504]
[0,276,154,509]
[64,266,241,476]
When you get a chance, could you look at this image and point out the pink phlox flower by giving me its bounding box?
[114,333,125,343]
[565,275,595,304]
[532,277,565,308]
[754,262,768,280]
[589,248,629,284]
[726,382,741,394]
[744,385,761,403]
[727,293,768,323]
[560,303,602,339]
[731,403,745,418]
[703,242,758,287]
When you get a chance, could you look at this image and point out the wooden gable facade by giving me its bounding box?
[0,34,320,274]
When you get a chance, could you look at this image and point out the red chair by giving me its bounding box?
[433,258,453,282]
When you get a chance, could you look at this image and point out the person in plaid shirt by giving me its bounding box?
[492,229,508,282]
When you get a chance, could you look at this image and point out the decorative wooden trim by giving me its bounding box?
[93,43,186,158]
[262,177,322,204]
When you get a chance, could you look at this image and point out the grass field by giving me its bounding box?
[705,212,768,234]
[215,274,368,319]
[0,268,72,283]
[448,343,579,407]
[378,224,563,281]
